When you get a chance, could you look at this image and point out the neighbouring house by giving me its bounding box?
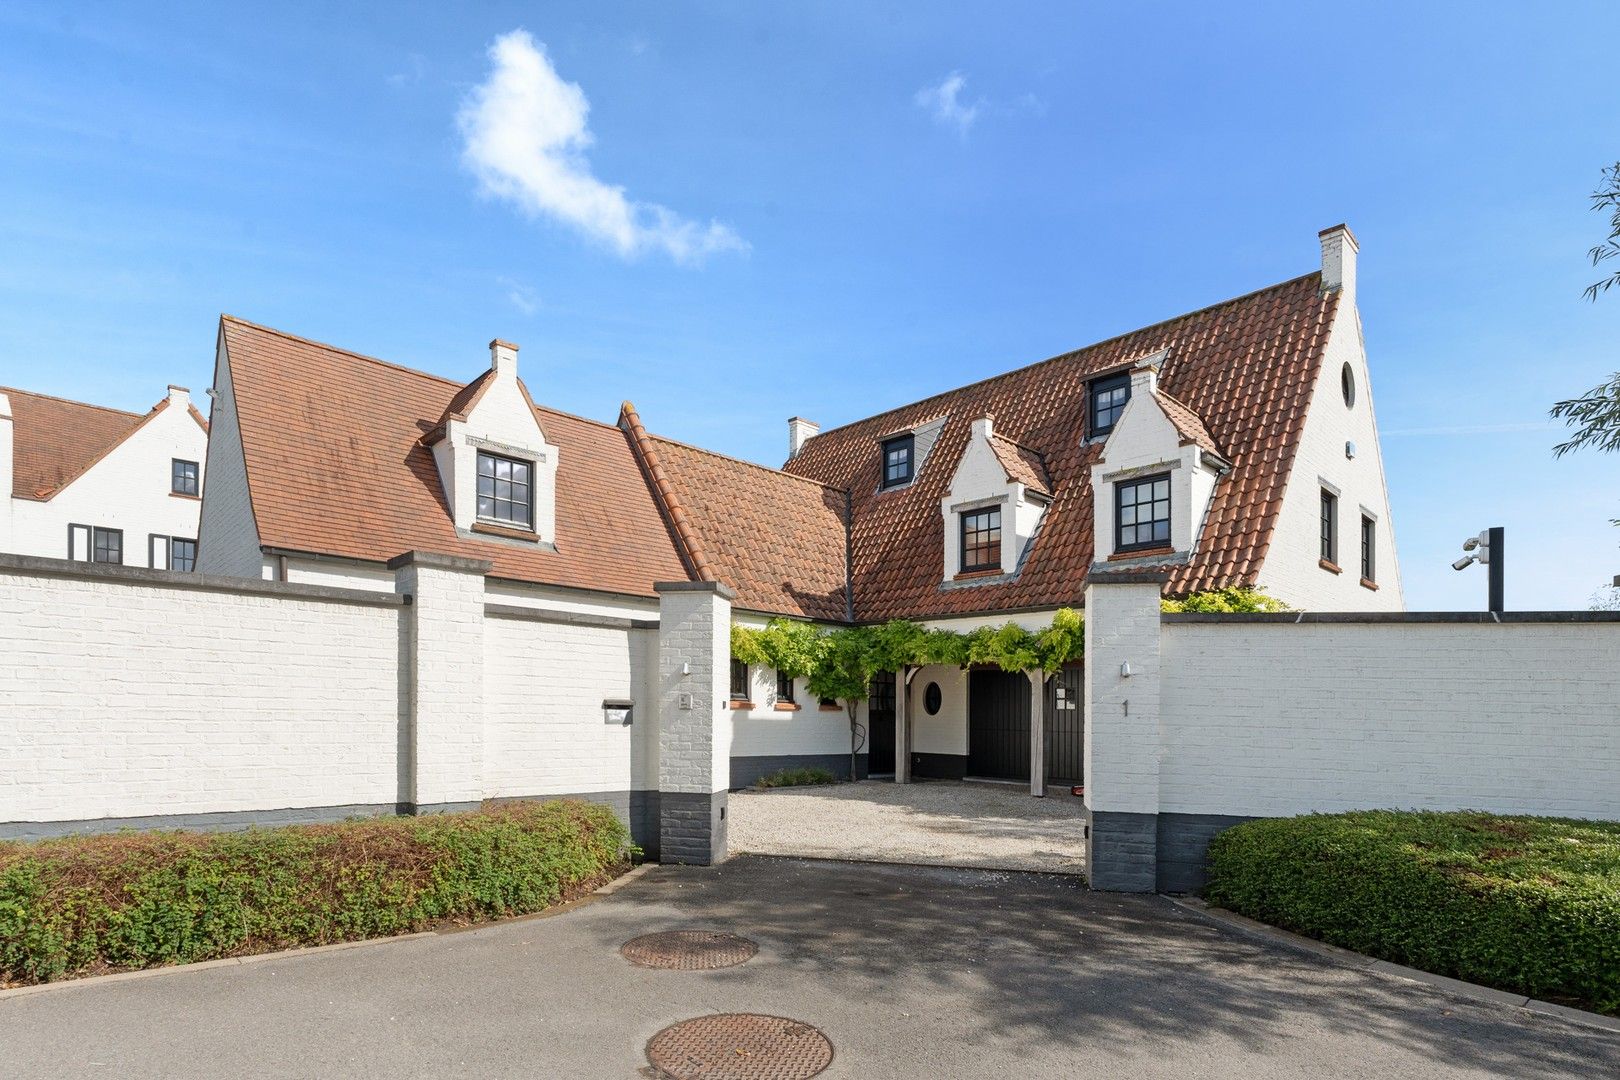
[191,223,1400,808]
[0,383,208,569]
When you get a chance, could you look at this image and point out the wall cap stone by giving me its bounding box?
[1162,610,1620,625]
[0,553,406,608]
[654,580,737,599]
[385,551,494,574]
[484,603,657,631]
[1088,570,1171,586]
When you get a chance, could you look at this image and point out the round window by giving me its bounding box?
[1340,362,1355,408]
[923,682,943,715]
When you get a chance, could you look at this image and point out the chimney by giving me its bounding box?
[166,384,191,408]
[971,415,994,442]
[490,339,519,377]
[1319,224,1358,303]
[1129,347,1167,396]
[787,416,820,459]
[0,392,12,506]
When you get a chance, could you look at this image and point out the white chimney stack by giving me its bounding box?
[971,415,994,442]
[166,384,191,408]
[490,339,519,377]
[1319,223,1358,304]
[788,416,819,459]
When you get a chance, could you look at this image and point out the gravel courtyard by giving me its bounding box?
[728,779,1087,874]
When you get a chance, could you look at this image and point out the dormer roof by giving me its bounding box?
[1152,388,1222,457]
[988,432,1052,497]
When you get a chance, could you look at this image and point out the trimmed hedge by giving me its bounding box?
[1205,810,1620,1015]
[0,800,630,986]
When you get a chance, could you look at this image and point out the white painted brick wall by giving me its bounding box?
[395,559,486,807]
[0,569,402,824]
[1159,620,1620,819]
[1082,580,1164,815]
[657,585,731,795]
[484,619,656,795]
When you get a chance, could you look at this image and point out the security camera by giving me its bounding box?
[1452,555,1476,571]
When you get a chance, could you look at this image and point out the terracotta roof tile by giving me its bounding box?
[220,317,689,598]
[1153,388,1222,456]
[783,273,1339,617]
[1,386,203,501]
[988,432,1051,496]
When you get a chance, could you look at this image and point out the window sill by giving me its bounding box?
[728,700,755,711]
[1359,577,1379,591]
[1319,558,1343,575]
[472,521,539,542]
[169,492,200,501]
[773,702,801,712]
[1109,545,1173,562]
[954,567,1004,582]
[818,702,843,712]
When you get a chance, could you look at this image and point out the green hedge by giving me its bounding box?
[1205,810,1620,1015]
[755,766,837,789]
[0,800,630,985]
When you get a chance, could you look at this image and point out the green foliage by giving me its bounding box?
[1205,811,1620,1016]
[0,801,630,986]
[729,622,772,667]
[1161,587,1291,613]
[754,766,837,789]
[806,625,878,706]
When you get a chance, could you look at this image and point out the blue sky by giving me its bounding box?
[1,3,1616,609]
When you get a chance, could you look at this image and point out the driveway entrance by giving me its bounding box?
[728,778,1087,874]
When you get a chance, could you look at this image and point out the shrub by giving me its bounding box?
[1205,810,1620,1015]
[0,800,630,986]
[755,767,837,789]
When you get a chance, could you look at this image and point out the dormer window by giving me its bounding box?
[882,434,914,488]
[1115,473,1170,552]
[476,450,534,529]
[960,506,1001,572]
[1089,372,1131,438]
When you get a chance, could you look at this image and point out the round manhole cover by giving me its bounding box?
[621,930,759,970]
[645,1014,833,1080]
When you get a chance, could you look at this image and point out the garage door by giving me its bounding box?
[967,669,1030,781]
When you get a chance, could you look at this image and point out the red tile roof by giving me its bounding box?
[988,432,1052,496]
[1153,389,1222,457]
[219,316,689,598]
[2,386,206,501]
[784,273,1339,618]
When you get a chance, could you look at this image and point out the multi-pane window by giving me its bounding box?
[1115,474,1170,552]
[960,506,1002,572]
[881,434,914,488]
[171,459,199,496]
[171,537,197,573]
[476,451,534,528]
[730,659,749,700]
[1360,515,1375,582]
[1320,490,1339,564]
[776,670,796,704]
[1089,372,1131,437]
[92,527,122,565]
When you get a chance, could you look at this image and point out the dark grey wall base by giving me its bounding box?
[1155,812,1258,893]
[910,753,967,781]
[406,801,482,816]
[1086,810,1159,892]
[483,790,660,861]
[0,802,403,841]
[660,790,727,865]
[729,754,869,789]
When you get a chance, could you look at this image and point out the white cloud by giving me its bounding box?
[914,71,982,136]
[457,29,746,264]
[498,276,540,314]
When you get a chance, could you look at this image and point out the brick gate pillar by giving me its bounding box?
[1083,571,1167,891]
[654,581,735,864]
[390,551,493,815]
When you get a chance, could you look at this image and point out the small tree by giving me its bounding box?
[1550,163,1620,462]
[806,626,879,780]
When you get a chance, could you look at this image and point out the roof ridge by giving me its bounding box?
[805,271,1323,440]
[647,429,848,495]
[220,314,468,391]
[990,429,1046,460]
[617,400,714,583]
[0,386,145,419]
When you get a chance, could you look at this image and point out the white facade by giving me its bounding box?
[941,416,1049,581]
[0,386,208,569]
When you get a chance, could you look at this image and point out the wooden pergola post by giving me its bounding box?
[1027,669,1046,797]
[894,666,913,784]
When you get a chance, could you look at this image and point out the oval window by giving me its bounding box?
[924,682,943,715]
[1341,362,1355,408]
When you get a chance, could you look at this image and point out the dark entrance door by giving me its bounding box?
[866,672,895,775]
[967,669,1030,781]
[1044,663,1084,785]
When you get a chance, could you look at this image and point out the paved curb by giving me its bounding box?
[1166,897,1620,1036]
[0,864,655,1002]
[732,848,1088,879]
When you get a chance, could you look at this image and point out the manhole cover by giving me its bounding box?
[621,930,759,970]
[645,1014,833,1080]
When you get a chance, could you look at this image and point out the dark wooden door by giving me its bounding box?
[1044,663,1084,784]
[866,672,895,775]
[968,670,1030,781]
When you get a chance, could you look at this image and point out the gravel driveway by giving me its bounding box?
[728,779,1087,874]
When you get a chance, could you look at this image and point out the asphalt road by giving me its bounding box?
[1,856,1614,1078]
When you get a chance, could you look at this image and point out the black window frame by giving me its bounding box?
[959,505,1002,573]
[92,526,123,565]
[1360,515,1375,582]
[880,433,914,488]
[171,458,199,496]
[1320,489,1339,565]
[1114,473,1171,553]
[475,449,535,530]
[729,658,750,701]
[775,669,796,704]
[1088,371,1132,438]
[171,537,198,573]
